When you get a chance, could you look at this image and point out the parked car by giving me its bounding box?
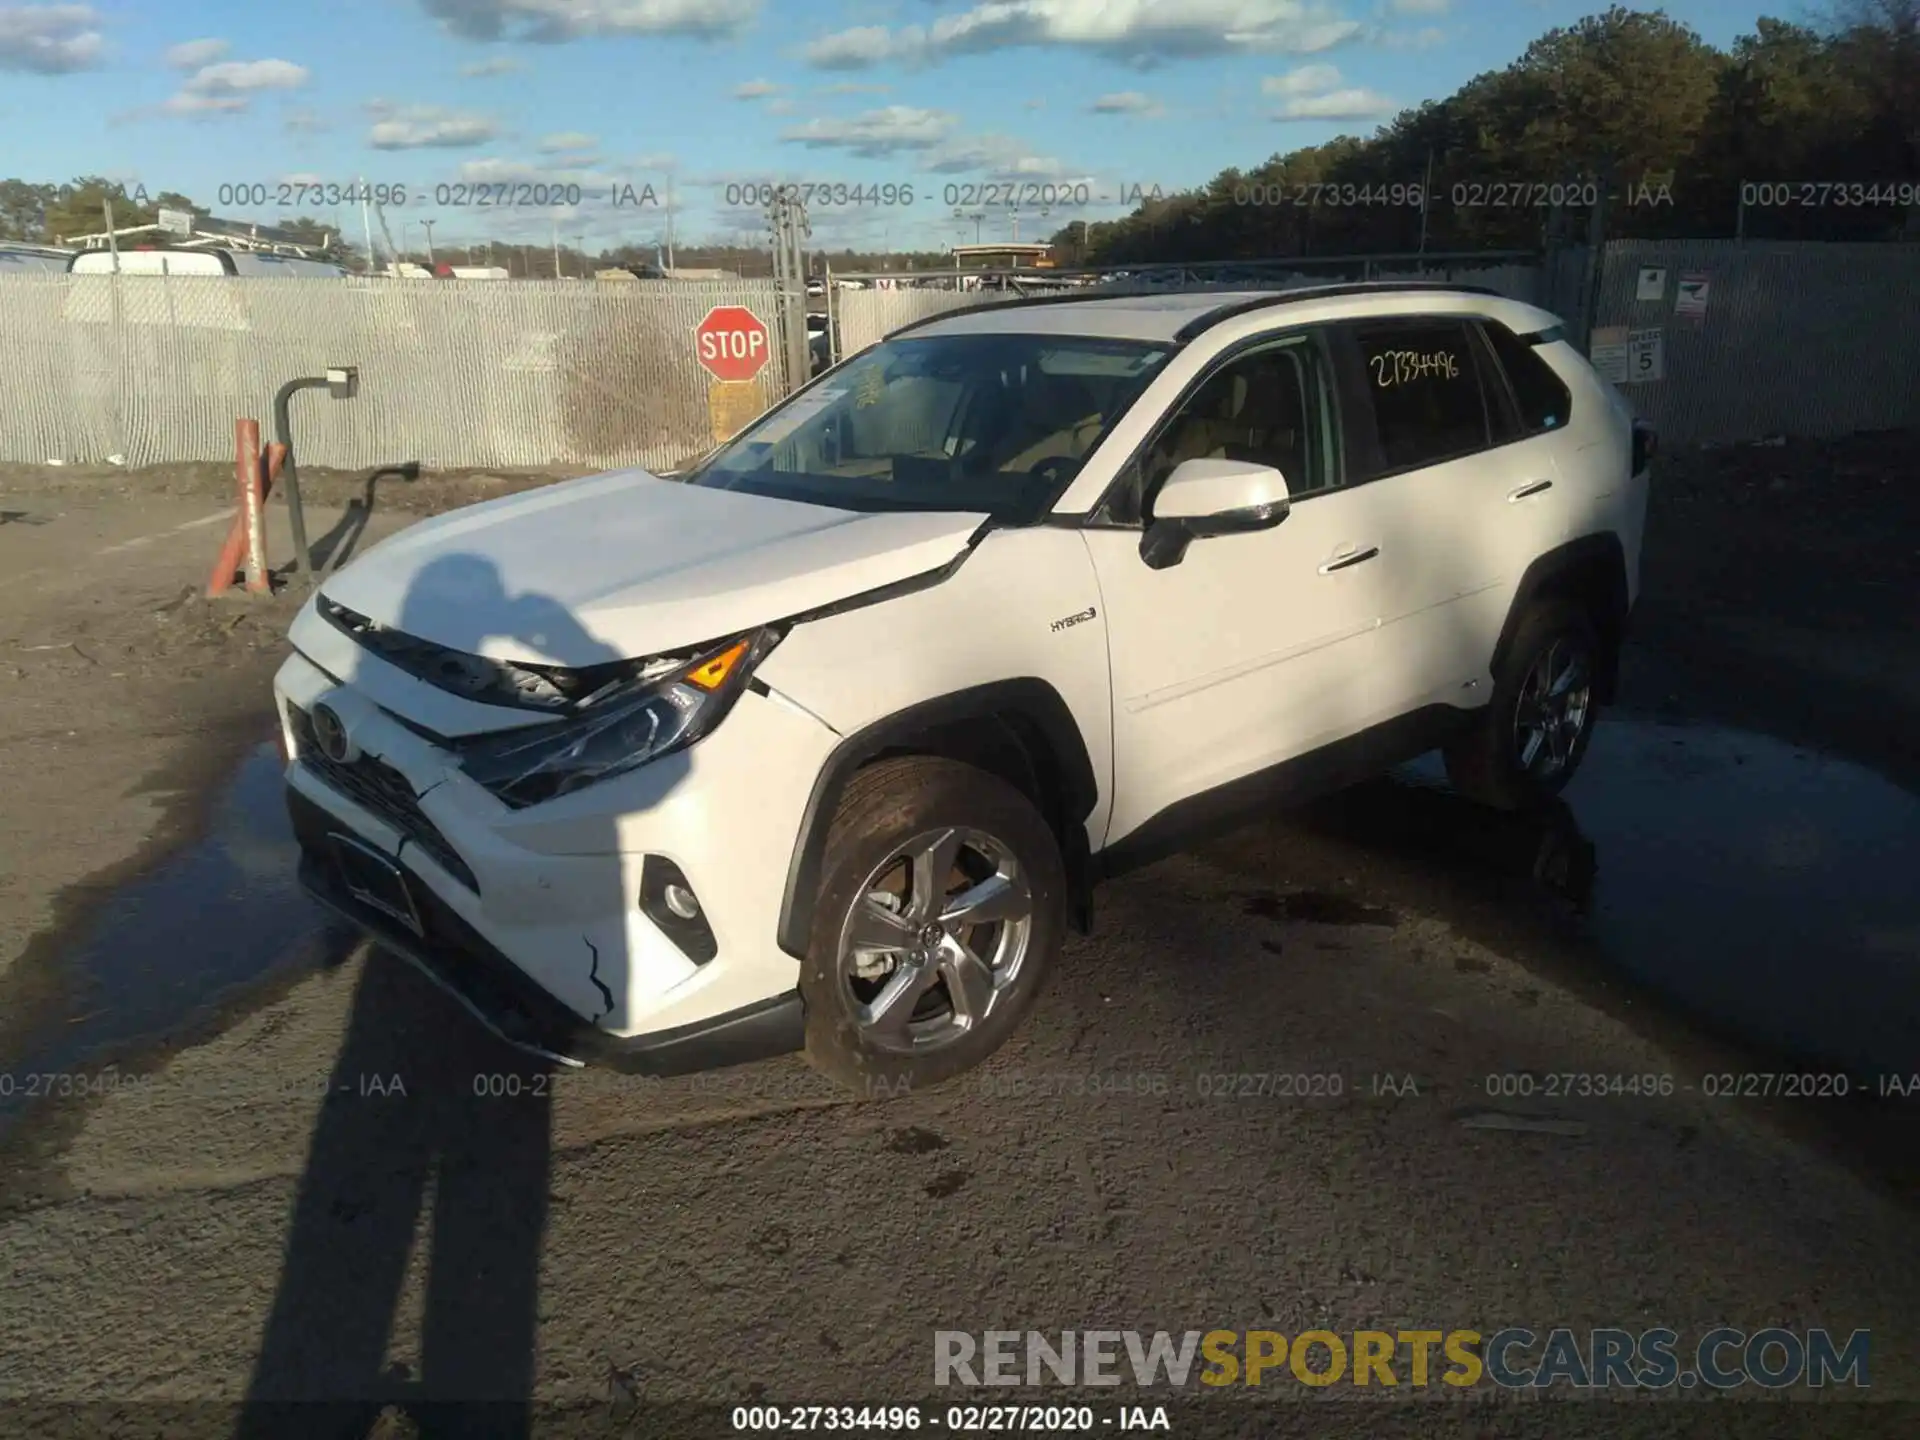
[68,247,347,277]
[806,277,826,298]
[806,311,831,375]
[275,282,1651,1092]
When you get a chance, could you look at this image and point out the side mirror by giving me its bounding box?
[1141,458,1291,570]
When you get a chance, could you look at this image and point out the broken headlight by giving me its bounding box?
[455,628,780,809]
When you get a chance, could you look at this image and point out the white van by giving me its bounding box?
[67,248,347,278]
[0,245,74,273]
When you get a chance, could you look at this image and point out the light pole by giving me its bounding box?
[421,218,436,265]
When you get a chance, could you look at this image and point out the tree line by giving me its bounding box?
[1052,2,1920,265]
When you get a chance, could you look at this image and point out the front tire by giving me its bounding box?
[799,756,1066,1095]
[1445,600,1602,811]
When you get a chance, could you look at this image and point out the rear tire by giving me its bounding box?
[1445,600,1602,811]
[799,756,1066,1095]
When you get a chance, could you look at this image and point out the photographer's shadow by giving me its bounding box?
[240,554,628,1439]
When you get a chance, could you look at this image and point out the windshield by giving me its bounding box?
[685,332,1172,521]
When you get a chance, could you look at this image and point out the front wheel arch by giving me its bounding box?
[776,678,1099,960]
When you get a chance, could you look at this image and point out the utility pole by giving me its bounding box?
[1418,148,1434,255]
[422,218,436,265]
[552,217,562,279]
[359,179,376,274]
[665,173,677,270]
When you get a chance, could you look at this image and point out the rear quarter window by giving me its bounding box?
[1481,320,1573,435]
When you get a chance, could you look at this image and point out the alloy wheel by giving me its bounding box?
[835,826,1034,1054]
[1513,635,1593,779]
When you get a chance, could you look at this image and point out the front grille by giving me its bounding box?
[288,704,481,893]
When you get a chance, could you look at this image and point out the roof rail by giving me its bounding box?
[883,285,1183,340]
[1169,280,1507,342]
[881,277,1512,344]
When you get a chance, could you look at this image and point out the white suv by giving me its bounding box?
[275,283,1652,1090]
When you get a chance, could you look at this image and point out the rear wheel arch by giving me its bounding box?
[1493,533,1630,703]
[776,679,1099,960]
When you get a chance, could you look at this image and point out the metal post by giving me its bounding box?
[102,197,129,463]
[273,377,329,594]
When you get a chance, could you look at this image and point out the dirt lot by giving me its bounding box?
[0,436,1916,1436]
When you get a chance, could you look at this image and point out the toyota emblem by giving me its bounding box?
[310,701,354,763]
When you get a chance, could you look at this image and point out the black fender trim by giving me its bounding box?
[776,678,1100,959]
[1492,532,1632,703]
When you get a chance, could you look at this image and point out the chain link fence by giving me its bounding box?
[1590,240,1920,445]
[0,274,799,472]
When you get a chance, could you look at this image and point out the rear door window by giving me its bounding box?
[1345,319,1493,477]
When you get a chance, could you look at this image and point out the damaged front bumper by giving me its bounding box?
[273,639,836,1074]
[289,788,803,1072]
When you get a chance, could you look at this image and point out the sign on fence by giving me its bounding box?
[1675,273,1710,318]
[1591,325,1664,383]
[1635,267,1667,302]
[158,207,195,237]
[695,305,771,382]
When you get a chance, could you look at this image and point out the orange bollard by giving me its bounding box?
[207,423,285,597]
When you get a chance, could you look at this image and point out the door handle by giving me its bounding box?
[1318,545,1380,575]
[1507,479,1554,502]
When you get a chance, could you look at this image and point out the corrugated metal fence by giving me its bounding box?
[832,257,1554,359]
[0,274,798,471]
[4,245,1911,466]
[1590,240,1920,445]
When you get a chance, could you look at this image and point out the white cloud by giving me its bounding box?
[1262,62,1343,96]
[154,55,308,117]
[460,53,523,75]
[780,104,957,158]
[538,130,596,151]
[817,80,890,94]
[1271,86,1393,118]
[1262,62,1393,118]
[801,24,895,69]
[1383,0,1447,13]
[419,0,758,42]
[0,4,104,73]
[802,0,1363,70]
[1089,90,1161,115]
[733,78,778,98]
[162,92,246,115]
[922,133,1066,177]
[765,97,798,115]
[163,37,227,69]
[182,58,309,96]
[282,171,325,186]
[368,105,499,149]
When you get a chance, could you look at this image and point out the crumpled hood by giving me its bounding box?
[313,468,987,665]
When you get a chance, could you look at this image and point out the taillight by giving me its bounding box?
[1632,420,1656,476]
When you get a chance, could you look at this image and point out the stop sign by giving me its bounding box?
[694,305,771,382]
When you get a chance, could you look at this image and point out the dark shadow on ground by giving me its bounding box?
[239,552,627,1439]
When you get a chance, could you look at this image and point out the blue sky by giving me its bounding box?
[0,0,1770,254]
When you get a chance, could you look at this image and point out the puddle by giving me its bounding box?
[0,743,351,1141]
[1298,717,1920,1082]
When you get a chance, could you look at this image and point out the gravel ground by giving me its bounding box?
[0,437,1915,1438]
